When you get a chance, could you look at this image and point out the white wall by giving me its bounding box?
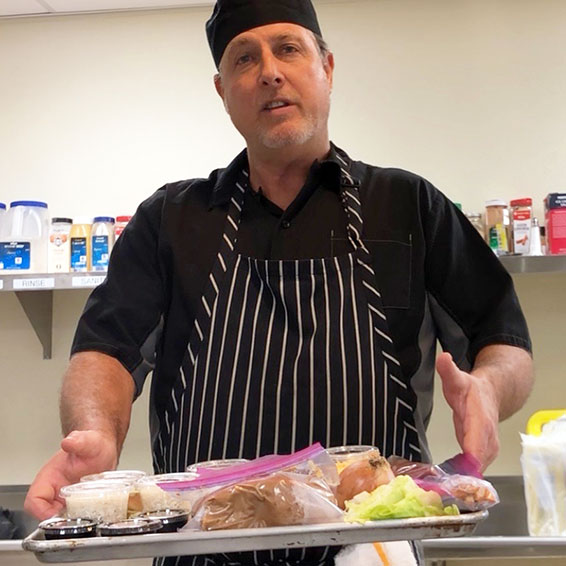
[1,0,565,485]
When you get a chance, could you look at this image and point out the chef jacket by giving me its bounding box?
[71,143,532,462]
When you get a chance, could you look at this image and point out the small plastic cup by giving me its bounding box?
[80,470,146,483]
[97,518,162,537]
[326,445,379,473]
[137,472,198,513]
[60,480,131,523]
[186,458,249,473]
[38,517,98,540]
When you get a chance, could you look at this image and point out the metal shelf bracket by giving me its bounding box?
[15,290,53,360]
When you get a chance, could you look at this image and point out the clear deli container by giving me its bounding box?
[80,470,147,515]
[137,473,198,513]
[60,480,131,523]
[186,458,250,473]
[326,445,379,473]
[80,470,146,483]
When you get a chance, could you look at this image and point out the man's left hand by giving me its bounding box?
[436,352,500,472]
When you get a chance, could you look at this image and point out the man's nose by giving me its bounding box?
[259,52,283,87]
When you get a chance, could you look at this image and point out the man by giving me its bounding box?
[25,0,533,564]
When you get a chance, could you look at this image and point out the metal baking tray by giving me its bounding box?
[23,510,488,563]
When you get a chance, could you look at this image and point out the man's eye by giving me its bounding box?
[281,44,299,54]
[236,54,251,65]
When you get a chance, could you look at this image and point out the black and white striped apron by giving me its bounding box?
[154,156,422,566]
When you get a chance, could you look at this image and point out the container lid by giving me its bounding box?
[73,217,93,225]
[485,199,507,207]
[81,470,146,483]
[93,216,115,224]
[0,203,6,210]
[39,517,98,536]
[60,479,132,498]
[52,217,73,224]
[140,472,198,485]
[116,216,133,223]
[10,200,48,208]
[510,198,532,207]
[134,509,189,530]
[97,518,162,537]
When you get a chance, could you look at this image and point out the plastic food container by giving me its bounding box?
[60,480,131,523]
[137,473,198,513]
[327,445,379,473]
[38,517,98,540]
[80,470,146,515]
[80,470,146,483]
[134,509,189,533]
[186,458,249,473]
[97,518,162,537]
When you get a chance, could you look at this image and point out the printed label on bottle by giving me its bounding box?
[70,237,88,271]
[91,235,109,271]
[0,242,31,270]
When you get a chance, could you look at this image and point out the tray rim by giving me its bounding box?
[22,510,488,562]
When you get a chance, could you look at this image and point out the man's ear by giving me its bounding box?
[214,73,230,114]
[324,52,335,91]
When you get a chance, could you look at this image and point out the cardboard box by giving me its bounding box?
[545,193,566,255]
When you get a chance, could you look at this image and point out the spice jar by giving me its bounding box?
[510,198,533,255]
[484,199,510,255]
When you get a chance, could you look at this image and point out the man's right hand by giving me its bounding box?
[24,430,119,520]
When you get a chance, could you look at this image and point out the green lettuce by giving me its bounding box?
[344,475,459,522]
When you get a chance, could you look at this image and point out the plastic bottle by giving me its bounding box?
[70,217,93,272]
[91,217,115,272]
[48,217,72,273]
[0,200,49,273]
[115,216,132,239]
[529,218,543,256]
[484,199,510,255]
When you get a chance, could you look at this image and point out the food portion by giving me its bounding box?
[40,445,497,541]
[344,475,459,523]
[194,472,340,530]
[335,450,395,509]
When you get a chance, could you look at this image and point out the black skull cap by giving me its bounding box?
[206,0,323,68]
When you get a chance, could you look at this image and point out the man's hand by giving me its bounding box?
[24,430,118,520]
[436,352,500,472]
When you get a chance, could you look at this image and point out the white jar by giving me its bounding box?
[0,203,6,238]
[91,216,115,272]
[48,217,72,273]
[0,200,49,273]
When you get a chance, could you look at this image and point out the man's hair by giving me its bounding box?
[313,32,329,58]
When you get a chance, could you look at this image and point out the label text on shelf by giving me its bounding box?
[13,278,55,290]
[72,276,105,288]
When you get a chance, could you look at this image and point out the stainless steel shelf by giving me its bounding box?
[0,273,105,359]
[0,272,106,292]
[499,254,566,273]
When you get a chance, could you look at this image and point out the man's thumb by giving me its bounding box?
[436,352,466,392]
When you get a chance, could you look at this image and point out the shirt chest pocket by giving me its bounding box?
[365,235,412,310]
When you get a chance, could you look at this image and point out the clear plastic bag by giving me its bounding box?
[387,454,499,512]
[521,424,566,536]
[186,470,343,530]
[157,443,342,529]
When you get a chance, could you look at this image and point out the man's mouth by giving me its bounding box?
[263,100,291,111]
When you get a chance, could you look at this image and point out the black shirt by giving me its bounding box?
[72,143,531,460]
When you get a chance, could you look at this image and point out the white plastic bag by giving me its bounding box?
[521,418,566,536]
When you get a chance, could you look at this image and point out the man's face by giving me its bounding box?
[214,23,334,151]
